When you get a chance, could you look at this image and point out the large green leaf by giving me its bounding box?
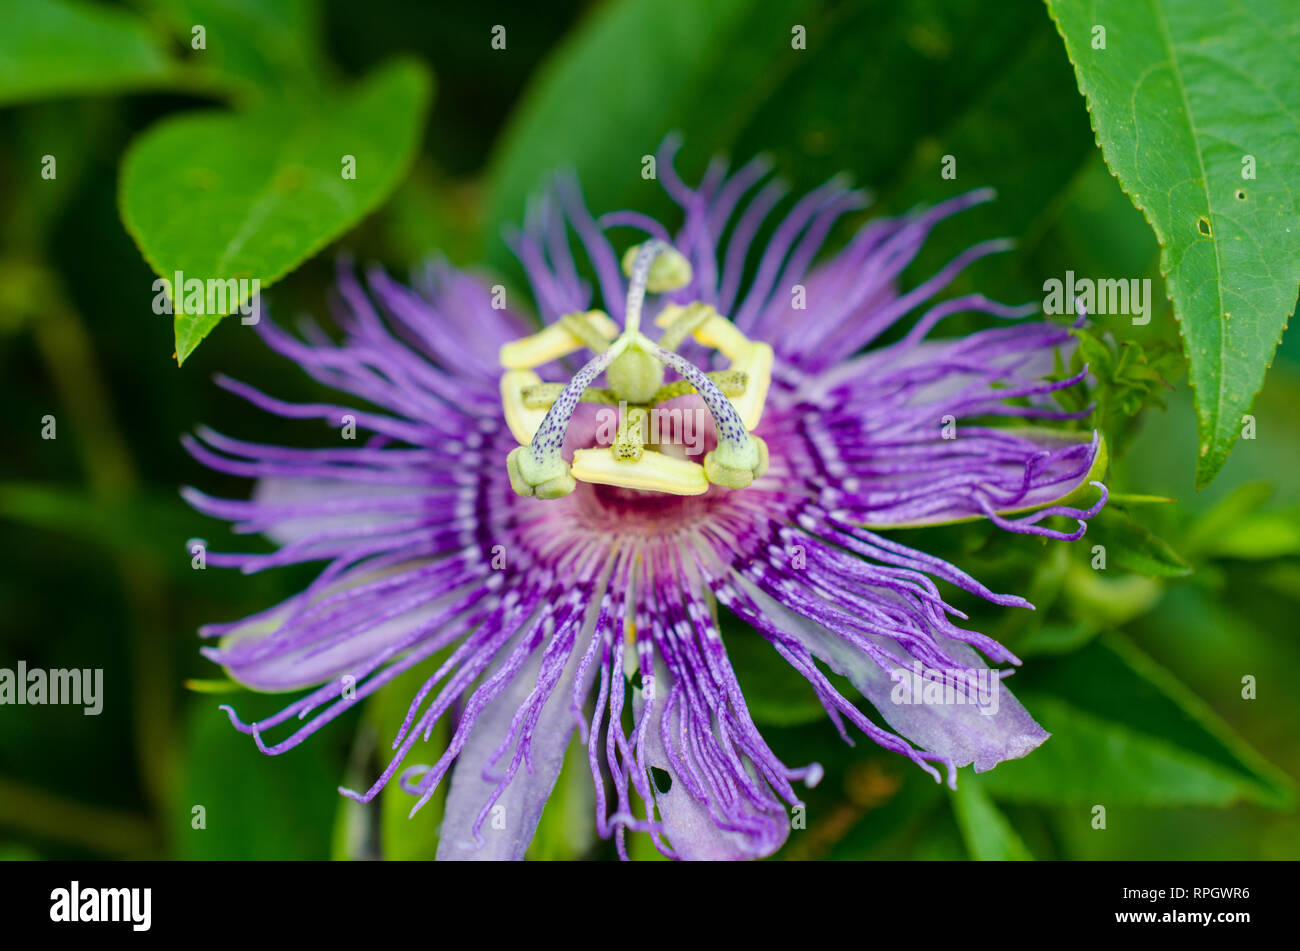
[119,58,432,363]
[981,633,1293,807]
[1046,0,1300,489]
[0,0,184,105]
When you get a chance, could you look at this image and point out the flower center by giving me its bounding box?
[499,241,775,499]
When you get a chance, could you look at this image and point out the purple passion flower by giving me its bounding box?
[184,140,1107,861]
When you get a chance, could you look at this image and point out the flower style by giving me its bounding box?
[184,138,1106,861]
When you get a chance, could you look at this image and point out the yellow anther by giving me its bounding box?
[521,382,619,407]
[570,448,709,496]
[654,304,772,429]
[499,310,618,369]
[500,369,550,443]
[655,304,750,361]
[654,301,712,352]
[650,370,747,404]
[520,382,567,408]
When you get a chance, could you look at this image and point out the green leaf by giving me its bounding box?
[175,699,340,859]
[1086,506,1191,577]
[1045,0,1300,489]
[1050,328,1183,452]
[135,0,326,104]
[119,58,432,363]
[371,665,446,861]
[950,773,1033,860]
[981,634,1293,808]
[0,0,184,105]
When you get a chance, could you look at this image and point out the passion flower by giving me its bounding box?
[184,139,1106,860]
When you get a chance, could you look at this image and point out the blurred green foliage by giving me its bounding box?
[0,0,1296,861]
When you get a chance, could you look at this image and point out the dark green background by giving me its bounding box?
[1,0,1296,860]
